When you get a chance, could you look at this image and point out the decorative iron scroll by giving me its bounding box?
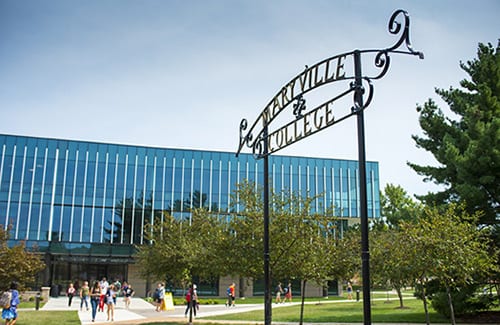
[236,9,423,159]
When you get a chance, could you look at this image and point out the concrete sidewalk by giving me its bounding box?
[40,296,268,324]
[41,296,151,324]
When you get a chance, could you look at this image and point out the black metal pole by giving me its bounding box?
[354,50,371,325]
[263,127,272,325]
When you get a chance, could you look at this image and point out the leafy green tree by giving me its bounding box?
[134,210,225,291]
[331,227,361,283]
[226,180,344,325]
[402,204,496,325]
[370,227,414,308]
[223,180,265,281]
[271,195,337,324]
[0,227,45,291]
[380,183,421,227]
[408,41,500,225]
[372,184,423,307]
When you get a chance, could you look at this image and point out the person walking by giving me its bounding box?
[1,281,20,325]
[112,279,121,304]
[184,284,198,317]
[99,277,109,312]
[67,283,76,307]
[89,280,102,322]
[79,281,90,311]
[123,283,134,309]
[283,282,292,303]
[154,283,165,312]
[275,282,283,303]
[347,282,353,300]
[105,284,117,322]
[225,282,236,307]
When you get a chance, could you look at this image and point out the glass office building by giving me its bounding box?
[0,134,380,294]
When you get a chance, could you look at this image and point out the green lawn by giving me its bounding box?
[204,298,450,323]
[11,310,80,325]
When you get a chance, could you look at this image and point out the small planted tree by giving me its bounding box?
[403,204,496,325]
[0,227,45,291]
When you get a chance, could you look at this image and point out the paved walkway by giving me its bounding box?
[39,296,273,324]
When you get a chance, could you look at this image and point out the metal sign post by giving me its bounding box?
[236,9,423,325]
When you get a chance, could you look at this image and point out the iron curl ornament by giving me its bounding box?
[236,8,423,159]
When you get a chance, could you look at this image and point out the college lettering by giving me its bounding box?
[266,100,336,154]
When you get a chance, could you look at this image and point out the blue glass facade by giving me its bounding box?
[0,134,380,292]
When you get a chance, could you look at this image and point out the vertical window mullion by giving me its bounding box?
[323,166,327,214]
[5,145,16,229]
[90,152,100,243]
[152,156,157,236]
[170,158,175,216]
[161,156,166,225]
[27,147,38,239]
[69,150,79,242]
[339,167,343,216]
[209,160,213,212]
[111,153,118,243]
[218,160,222,214]
[0,145,5,198]
[190,158,194,221]
[181,158,185,214]
[160,156,166,239]
[47,149,59,241]
[36,148,49,241]
[119,154,129,244]
[347,169,351,218]
[236,161,240,213]
[200,159,204,209]
[131,155,138,244]
[140,156,147,244]
[58,150,69,241]
[227,161,231,220]
[331,167,335,216]
[16,146,27,239]
[79,151,89,242]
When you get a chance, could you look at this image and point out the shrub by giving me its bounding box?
[417,280,497,318]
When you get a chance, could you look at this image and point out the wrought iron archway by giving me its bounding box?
[236,9,423,325]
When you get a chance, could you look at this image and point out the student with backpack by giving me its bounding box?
[1,281,20,325]
[225,282,236,307]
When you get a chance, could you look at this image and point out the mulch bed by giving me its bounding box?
[458,311,500,323]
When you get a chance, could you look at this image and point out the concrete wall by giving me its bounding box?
[127,263,149,298]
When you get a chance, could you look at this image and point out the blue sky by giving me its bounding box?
[1,0,499,197]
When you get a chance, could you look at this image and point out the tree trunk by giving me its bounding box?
[239,277,245,298]
[446,286,456,325]
[299,279,307,325]
[421,283,430,325]
[396,287,404,308]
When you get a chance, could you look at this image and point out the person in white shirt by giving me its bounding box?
[98,277,109,312]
